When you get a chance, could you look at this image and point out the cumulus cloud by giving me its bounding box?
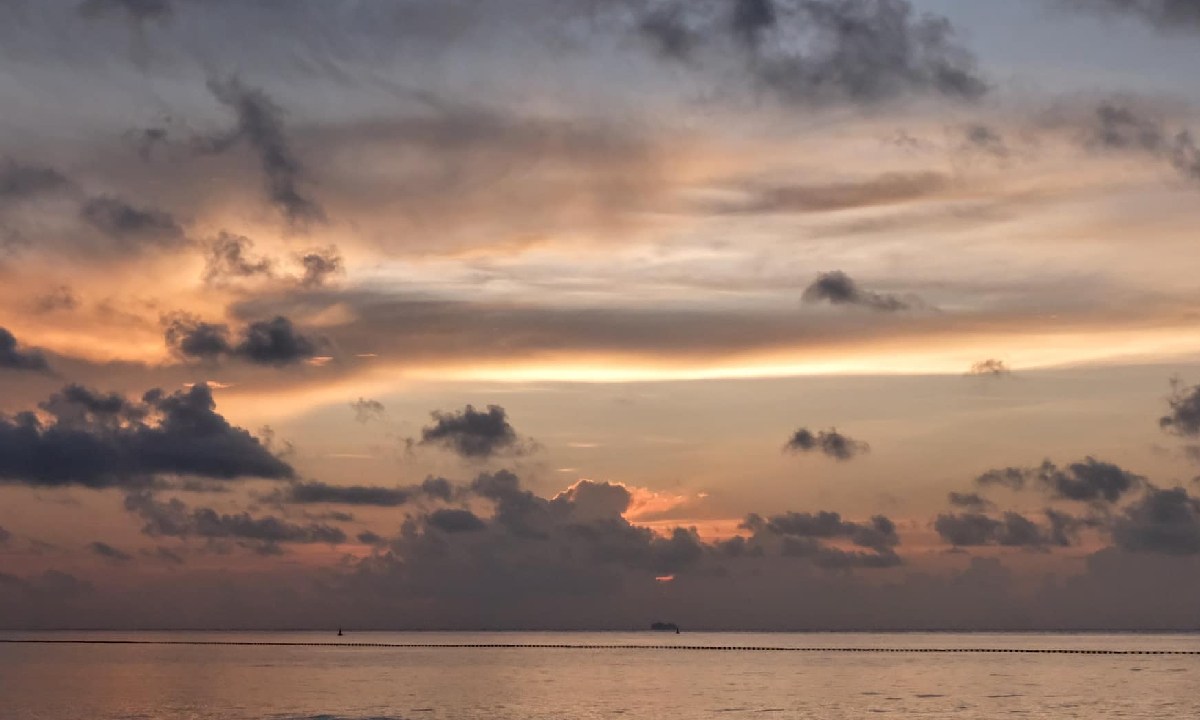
[0,383,293,489]
[165,315,321,366]
[1111,485,1200,555]
[350,398,385,424]
[0,327,50,373]
[802,271,913,312]
[934,510,1078,549]
[784,427,869,461]
[420,405,529,459]
[298,247,342,288]
[427,508,487,533]
[202,232,274,285]
[741,510,901,567]
[976,457,1143,504]
[1160,379,1200,437]
[124,491,346,553]
[947,491,993,511]
[201,77,325,225]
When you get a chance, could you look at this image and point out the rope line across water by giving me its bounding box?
[2,639,1199,655]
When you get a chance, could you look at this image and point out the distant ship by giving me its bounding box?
[650,622,680,634]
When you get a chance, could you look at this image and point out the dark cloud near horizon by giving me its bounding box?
[165,315,321,366]
[784,427,869,461]
[124,491,347,552]
[201,77,325,226]
[88,540,132,562]
[420,405,527,459]
[934,510,1079,549]
[1111,485,1200,555]
[976,457,1143,504]
[0,327,51,373]
[635,0,987,106]
[0,383,293,489]
[741,510,901,567]
[802,270,914,312]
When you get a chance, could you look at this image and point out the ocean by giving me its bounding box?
[2,631,1198,719]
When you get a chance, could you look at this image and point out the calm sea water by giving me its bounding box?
[2,631,1198,719]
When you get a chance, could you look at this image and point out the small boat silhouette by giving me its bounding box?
[337,628,343,637]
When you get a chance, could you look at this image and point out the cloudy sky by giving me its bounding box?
[3,0,1200,630]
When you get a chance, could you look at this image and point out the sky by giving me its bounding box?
[3,0,1200,631]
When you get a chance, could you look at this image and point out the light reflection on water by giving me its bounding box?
[1,632,1198,719]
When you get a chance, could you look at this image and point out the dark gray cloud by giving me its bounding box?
[976,457,1143,504]
[202,232,274,284]
[947,491,993,511]
[350,397,385,424]
[740,510,900,567]
[165,315,321,366]
[0,159,70,200]
[1087,102,1200,183]
[1160,379,1200,436]
[0,525,10,545]
[0,327,50,373]
[0,383,293,489]
[299,247,342,288]
[967,359,1011,377]
[784,427,869,461]
[802,270,913,312]
[427,508,487,533]
[201,77,325,225]
[934,510,1075,549]
[279,481,412,507]
[124,491,347,551]
[1060,0,1200,30]
[420,404,527,459]
[88,540,132,562]
[637,4,699,61]
[635,0,987,106]
[79,196,185,249]
[961,124,1010,158]
[78,0,172,22]
[1111,485,1200,555]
